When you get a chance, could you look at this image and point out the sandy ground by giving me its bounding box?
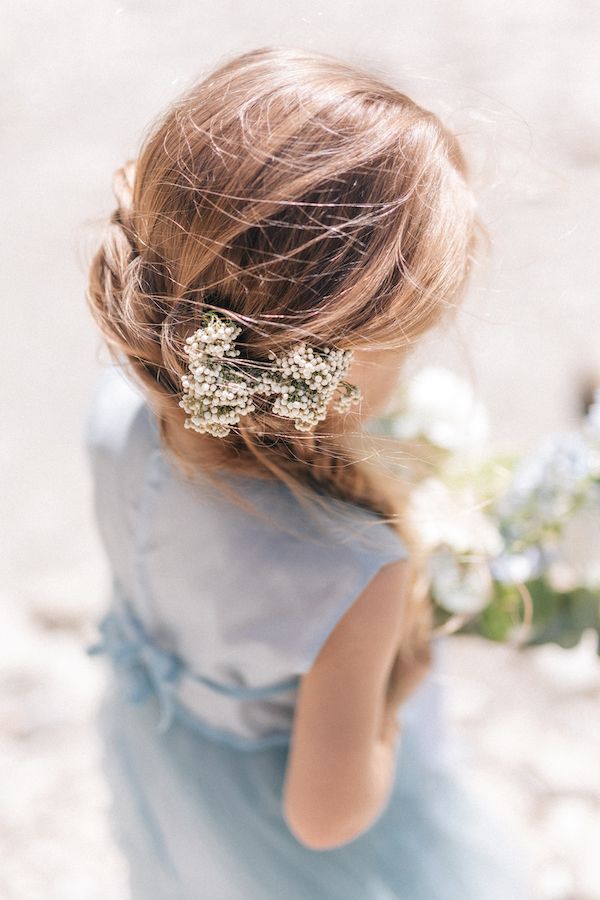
[2,1,600,898]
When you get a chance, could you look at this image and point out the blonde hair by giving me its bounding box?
[86,46,483,656]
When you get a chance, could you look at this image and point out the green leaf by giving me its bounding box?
[523,586,600,652]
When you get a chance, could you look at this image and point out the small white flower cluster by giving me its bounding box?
[178,311,362,437]
[179,312,256,438]
[260,343,360,432]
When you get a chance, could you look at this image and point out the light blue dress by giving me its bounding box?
[83,362,536,900]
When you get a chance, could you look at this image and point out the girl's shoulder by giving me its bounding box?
[227,470,409,569]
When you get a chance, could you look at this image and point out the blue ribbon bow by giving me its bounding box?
[88,605,183,734]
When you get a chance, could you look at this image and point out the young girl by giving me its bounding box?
[83,46,535,899]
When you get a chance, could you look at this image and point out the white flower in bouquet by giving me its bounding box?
[406,477,502,615]
[544,560,580,593]
[429,547,493,615]
[407,476,504,556]
[387,366,490,452]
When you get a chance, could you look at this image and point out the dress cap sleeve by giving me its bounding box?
[220,477,411,677]
[290,513,409,675]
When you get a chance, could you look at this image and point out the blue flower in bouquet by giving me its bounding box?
[493,431,596,547]
[490,545,553,585]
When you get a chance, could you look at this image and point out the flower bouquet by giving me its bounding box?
[370,368,600,653]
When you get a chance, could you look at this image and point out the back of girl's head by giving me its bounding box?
[87,45,481,529]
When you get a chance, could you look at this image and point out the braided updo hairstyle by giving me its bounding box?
[86,46,482,655]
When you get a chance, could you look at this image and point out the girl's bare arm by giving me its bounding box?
[282,559,430,851]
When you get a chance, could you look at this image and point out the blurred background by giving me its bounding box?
[2,2,599,898]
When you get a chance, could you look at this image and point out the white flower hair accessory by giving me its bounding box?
[178,310,362,437]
